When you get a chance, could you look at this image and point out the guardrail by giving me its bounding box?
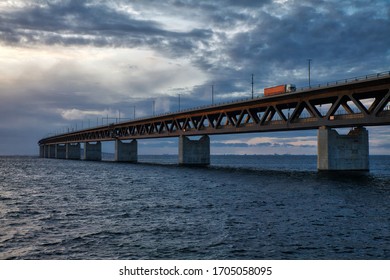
[298,70,390,91]
[45,70,390,138]
[144,71,390,119]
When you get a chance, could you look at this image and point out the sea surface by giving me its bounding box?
[1,155,389,260]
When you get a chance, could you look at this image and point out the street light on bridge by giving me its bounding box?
[251,73,254,99]
[130,106,136,119]
[211,85,214,105]
[308,59,312,87]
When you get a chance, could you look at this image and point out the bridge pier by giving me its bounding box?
[55,144,66,159]
[84,142,102,161]
[48,145,56,158]
[179,135,210,166]
[317,126,369,171]
[43,145,49,158]
[39,145,44,158]
[66,143,81,160]
[115,140,138,162]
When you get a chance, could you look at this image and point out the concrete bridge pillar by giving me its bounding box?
[48,145,56,158]
[317,126,369,171]
[55,144,66,159]
[179,135,210,165]
[66,143,81,160]
[39,145,44,158]
[84,142,102,161]
[115,140,138,162]
[44,145,49,158]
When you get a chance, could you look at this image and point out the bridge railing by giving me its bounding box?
[298,70,390,91]
[44,70,390,138]
[148,71,390,119]
[76,70,390,125]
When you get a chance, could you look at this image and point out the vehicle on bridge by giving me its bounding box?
[264,84,296,96]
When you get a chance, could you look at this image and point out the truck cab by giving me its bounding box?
[286,84,296,93]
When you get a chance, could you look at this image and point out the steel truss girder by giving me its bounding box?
[39,76,390,145]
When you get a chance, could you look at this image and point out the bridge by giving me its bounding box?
[39,71,390,171]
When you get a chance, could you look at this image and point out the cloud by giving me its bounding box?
[0,0,390,155]
[59,108,115,121]
[212,136,317,149]
[1,0,389,83]
[0,0,213,59]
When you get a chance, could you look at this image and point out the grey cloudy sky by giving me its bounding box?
[0,0,389,155]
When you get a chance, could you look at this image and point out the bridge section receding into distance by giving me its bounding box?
[39,71,390,171]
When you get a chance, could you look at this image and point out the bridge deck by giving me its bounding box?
[39,72,390,145]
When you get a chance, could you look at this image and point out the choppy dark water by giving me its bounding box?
[1,155,389,259]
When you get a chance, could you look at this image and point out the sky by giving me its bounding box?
[0,0,389,155]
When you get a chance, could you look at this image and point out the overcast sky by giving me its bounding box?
[0,0,389,155]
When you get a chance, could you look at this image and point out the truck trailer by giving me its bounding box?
[264,84,296,96]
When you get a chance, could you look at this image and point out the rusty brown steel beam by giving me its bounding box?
[39,73,390,145]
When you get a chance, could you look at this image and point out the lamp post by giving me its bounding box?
[251,73,254,99]
[212,85,214,105]
[130,106,136,119]
[308,59,312,87]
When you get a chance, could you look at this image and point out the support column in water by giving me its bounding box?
[66,143,81,160]
[179,135,210,166]
[317,126,369,171]
[49,145,56,158]
[55,144,66,159]
[84,142,102,161]
[115,139,138,162]
[39,145,44,158]
[44,145,49,158]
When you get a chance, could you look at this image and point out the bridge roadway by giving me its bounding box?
[39,71,390,170]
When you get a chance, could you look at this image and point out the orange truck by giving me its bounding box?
[264,84,296,96]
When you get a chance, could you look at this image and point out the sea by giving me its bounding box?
[0,155,389,260]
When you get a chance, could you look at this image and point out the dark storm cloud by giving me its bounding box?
[2,0,388,83]
[1,0,389,155]
[0,0,212,52]
[2,1,158,39]
[1,0,389,100]
[223,0,390,84]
